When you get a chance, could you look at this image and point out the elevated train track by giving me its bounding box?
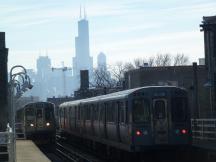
[56,134,104,162]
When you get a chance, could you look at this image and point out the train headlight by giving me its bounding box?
[46,122,50,126]
[30,123,34,127]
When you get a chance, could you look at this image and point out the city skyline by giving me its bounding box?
[1,0,216,70]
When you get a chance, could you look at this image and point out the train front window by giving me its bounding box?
[133,99,150,122]
[37,109,42,118]
[171,97,187,122]
[45,106,53,120]
[154,100,166,119]
[26,108,34,120]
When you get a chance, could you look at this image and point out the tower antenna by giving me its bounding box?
[84,6,87,19]
[80,5,82,19]
[46,49,48,56]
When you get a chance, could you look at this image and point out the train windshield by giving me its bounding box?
[171,97,187,122]
[26,108,34,120]
[133,99,150,122]
[45,105,53,120]
[37,109,43,118]
[154,100,166,119]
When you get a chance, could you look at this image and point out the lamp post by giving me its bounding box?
[8,65,33,162]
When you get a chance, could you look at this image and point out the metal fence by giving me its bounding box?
[191,119,216,140]
[0,126,15,162]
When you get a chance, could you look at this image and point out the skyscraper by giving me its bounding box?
[72,9,93,89]
[36,56,52,100]
[37,56,51,81]
[97,52,107,71]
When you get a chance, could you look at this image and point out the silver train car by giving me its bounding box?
[16,102,56,140]
[59,86,191,152]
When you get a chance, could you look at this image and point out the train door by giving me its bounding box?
[153,99,168,144]
[36,108,43,129]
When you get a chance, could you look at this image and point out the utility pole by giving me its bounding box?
[193,62,199,118]
[52,62,72,96]
[0,32,8,131]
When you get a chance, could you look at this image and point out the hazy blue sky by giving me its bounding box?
[1,0,216,70]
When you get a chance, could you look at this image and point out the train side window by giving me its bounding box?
[61,109,64,118]
[125,101,128,123]
[133,99,150,122]
[72,107,76,118]
[107,102,115,122]
[93,104,99,121]
[70,107,75,128]
[114,102,118,123]
[62,109,65,126]
[81,106,84,120]
[86,105,91,120]
[77,106,80,120]
[171,97,187,122]
[90,104,94,120]
[119,102,125,123]
[99,104,105,122]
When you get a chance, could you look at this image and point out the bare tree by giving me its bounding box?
[92,61,136,89]
[162,53,171,66]
[155,53,172,66]
[148,56,155,67]
[92,66,114,88]
[133,58,147,68]
[111,62,127,87]
[173,53,189,66]
[155,54,163,66]
[124,62,135,71]
[92,53,190,89]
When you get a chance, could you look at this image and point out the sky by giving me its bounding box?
[1,0,216,70]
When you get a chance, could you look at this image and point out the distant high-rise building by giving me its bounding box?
[72,9,93,89]
[37,56,51,80]
[97,52,107,70]
[36,56,52,100]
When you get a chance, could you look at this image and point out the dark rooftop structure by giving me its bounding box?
[125,64,210,118]
[200,15,216,115]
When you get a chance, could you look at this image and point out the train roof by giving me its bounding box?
[23,101,54,108]
[60,86,185,108]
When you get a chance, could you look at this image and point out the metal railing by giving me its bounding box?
[0,125,14,162]
[191,119,216,141]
